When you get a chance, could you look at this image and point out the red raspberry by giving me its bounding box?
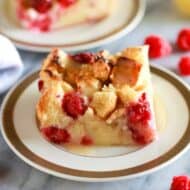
[170,176,190,190]
[127,93,151,124]
[128,121,155,145]
[29,16,52,32]
[178,56,190,76]
[70,52,95,63]
[38,16,52,32]
[23,0,53,13]
[41,126,71,144]
[144,35,172,58]
[81,136,93,145]
[58,0,76,8]
[177,29,190,51]
[62,92,87,119]
[38,80,44,92]
[126,93,155,145]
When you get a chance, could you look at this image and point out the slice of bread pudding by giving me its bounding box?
[10,0,115,32]
[36,46,157,146]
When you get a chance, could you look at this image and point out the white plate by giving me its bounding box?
[1,66,190,182]
[0,0,145,52]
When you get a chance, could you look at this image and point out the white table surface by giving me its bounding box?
[0,0,190,189]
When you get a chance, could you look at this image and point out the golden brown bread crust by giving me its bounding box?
[110,57,142,87]
[39,47,147,88]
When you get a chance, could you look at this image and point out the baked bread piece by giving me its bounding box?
[36,46,157,146]
[9,0,115,32]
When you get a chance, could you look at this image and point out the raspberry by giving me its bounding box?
[38,80,44,92]
[170,176,190,190]
[144,35,172,58]
[70,52,95,63]
[62,92,87,119]
[81,136,93,145]
[177,29,190,51]
[128,122,155,145]
[23,0,53,13]
[126,93,155,145]
[41,126,71,144]
[127,93,151,124]
[58,0,76,8]
[38,16,52,32]
[178,56,190,76]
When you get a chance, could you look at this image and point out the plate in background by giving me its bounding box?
[0,0,145,52]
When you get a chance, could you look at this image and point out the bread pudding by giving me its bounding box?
[36,46,157,146]
[10,0,115,32]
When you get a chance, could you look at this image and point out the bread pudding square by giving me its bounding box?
[36,46,157,146]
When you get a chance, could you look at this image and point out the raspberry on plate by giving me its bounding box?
[126,93,155,145]
[58,0,76,8]
[178,56,190,76]
[70,52,95,63]
[41,126,71,144]
[29,0,53,14]
[144,35,172,58]
[62,91,87,119]
[170,176,190,190]
[177,28,190,51]
[80,136,93,145]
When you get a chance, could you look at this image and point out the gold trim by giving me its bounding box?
[0,0,140,49]
[2,67,190,178]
